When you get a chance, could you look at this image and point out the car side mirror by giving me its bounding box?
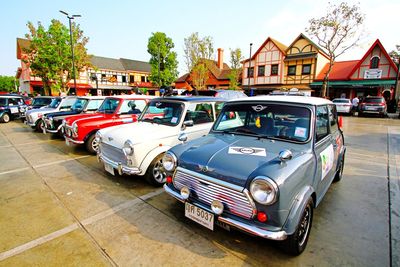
[178,132,188,143]
[279,150,292,163]
[183,120,194,127]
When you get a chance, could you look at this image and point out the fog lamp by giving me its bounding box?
[211,200,224,215]
[257,211,268,223]
[180,186,190,200]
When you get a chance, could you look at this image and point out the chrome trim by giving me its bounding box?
[64,136,84,144]
[98,153,141,175]
[163,184,287,241]
[243,189,257,217]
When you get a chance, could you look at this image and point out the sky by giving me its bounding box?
[1,0,399,77]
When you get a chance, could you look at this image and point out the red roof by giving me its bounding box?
[316,60,359,80]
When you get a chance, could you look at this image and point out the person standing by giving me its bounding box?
[352,95,359,113]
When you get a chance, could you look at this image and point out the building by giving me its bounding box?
[175,48,232,90]
[311,39,398,100]
[16,38,153,96]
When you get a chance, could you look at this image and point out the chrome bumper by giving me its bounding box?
[163,184,288,241]
[45,124,62,134]
[64,136,84,144]
[98,153,141,175]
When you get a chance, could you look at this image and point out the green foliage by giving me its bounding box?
[0,76,19,92]
[305,2,365,97]
[228,48,243,89]
[184,32,214,89]
[147,32,179,87]
[389,45,400,64]
[24,19,91,95]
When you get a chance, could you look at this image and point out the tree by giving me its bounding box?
[389,45,400,64]
[24,20,91,95]
[305,2,365,97]
[228,48,243,89]
[183,32,214,90]
[0,76,18,92]
[147,32,179,87]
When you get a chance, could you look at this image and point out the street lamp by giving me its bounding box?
[248,43,253,95]
[60,10,81,93]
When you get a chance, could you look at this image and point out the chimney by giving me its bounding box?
[217,48,224,69]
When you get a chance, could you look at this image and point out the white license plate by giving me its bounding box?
[104,162,115,176]
[185,202,214,230]
[366,106,377,110]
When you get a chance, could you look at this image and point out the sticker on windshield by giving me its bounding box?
[320,144,334,181]
[294,127,307,138]
[171,117,178,123]
[228,146,266,157]
[122,118,133,123]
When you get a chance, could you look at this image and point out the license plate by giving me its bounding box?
[104,162,115,176]
[185,202,214,230]
[366,106,377,110]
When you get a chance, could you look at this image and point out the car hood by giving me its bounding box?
[64,112,106,125]
[100,121,176,148]
[26,107,57,116]
[175,134,305,187]
[46,110,80,120]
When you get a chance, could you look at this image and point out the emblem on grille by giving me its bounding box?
[252,105,267,112]
[108,137,113,141]
[198,165,209,172]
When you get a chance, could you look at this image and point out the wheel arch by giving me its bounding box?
[138,146,171,176]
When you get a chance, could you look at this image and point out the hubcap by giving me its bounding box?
[152,158,166,183]
[92,138,99,152]
[3,114,10,122]
[298,205,311,247]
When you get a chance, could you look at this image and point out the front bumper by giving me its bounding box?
[64,136,84,144]
[98,153,141,175]
[163,184,288,241]
[45,124,63,134]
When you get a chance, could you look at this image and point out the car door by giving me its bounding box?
[116,99,147,124]
[183,102,215,140]
[327,104,342,175]
[314,105,337,203]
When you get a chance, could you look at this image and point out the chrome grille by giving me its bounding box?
[64,125,72,137]
[173,169,254,219]
[100,142,127,165]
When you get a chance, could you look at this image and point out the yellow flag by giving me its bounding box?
[255,117,261,128]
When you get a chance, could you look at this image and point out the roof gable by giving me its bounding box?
[286,33,330,59]
[243,37,287,63]
[120,58,151,72]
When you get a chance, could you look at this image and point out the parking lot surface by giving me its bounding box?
[0,116,399,266]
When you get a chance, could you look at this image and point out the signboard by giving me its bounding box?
[364,69,382,79]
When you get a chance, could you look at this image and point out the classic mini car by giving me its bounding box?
[21,96,57,121]
[97,96,226,186]
[358,96,387,117]
[25,96,76,131]
[163,95,346,255]
[43,96,105,135]
[63,95,153,154]
[0,95,28,123]
[332,98,353,115]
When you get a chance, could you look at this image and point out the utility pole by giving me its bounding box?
[248,43,253,95]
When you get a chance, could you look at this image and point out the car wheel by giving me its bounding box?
[145,153,166,187]
[1,113,10,123]
[283,197,314,255]
[85,133,98,154]
[334,154,345,182]
[35,119,44,132]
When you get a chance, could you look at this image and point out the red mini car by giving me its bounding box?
[63,95,154,153]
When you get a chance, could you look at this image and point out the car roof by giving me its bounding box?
[105,95,155,100]
[153,96,225,102]
[77,96,106,100]
[33,96,56,98]
[0,95,23,98]
[229,95,332,105]
[332,98,350,101]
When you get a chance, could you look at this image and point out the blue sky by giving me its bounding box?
[1,0,399,77]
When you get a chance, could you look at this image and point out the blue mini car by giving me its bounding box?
[0,95,27,123]
[163,95,345,255]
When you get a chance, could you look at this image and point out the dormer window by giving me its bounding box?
[370,56,380,69]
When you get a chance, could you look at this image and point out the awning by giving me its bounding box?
[67,83,92,89]
[96,84,133,90]
[310,79,396,87]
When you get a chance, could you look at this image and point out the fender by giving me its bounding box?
[138,145,171,176]
[282,185,315,235]
[0,110,8,117]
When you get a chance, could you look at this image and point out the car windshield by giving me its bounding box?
[32,97,52,106]
[212,103,311,142]
[60,98,77,109]
[139,101,184,126]
[48,98,61,108]
[0,98,6,106]
[364,97,384,103]
[71,98,88,111]
[97,98,120,114]
[333,99,350,103]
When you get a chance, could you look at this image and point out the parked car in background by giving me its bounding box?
[63,95,153,154]
[195,89,248,99]
[97,96,225,186]
[358,96,387,117]
[0,95,28,123]
[28,96,56,110]
[163,95,345,255]
[43,96,105,135]
[25,96,76,131]
[332,98,353,115]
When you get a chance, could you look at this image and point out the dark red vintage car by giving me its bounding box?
[63,95,154,153]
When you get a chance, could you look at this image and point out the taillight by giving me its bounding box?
[379,103,385,106]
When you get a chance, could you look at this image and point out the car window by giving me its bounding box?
[332,99,350,103]
[0,98,6,106]
[85,99,104,111]
[363,97,385,103]
[60,98,76,109]
[139,101,184,126]
[328,105,338,133]
[316,106,329,142]
[32,98,52,106]
[98,98,120,113]
[215,102,225,118]
[119,99,147,114]
[185,103,214,125]
[71,98,88,111]
[49,98,61,108]
[8,98,20,105]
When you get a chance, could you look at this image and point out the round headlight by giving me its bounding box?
[162,152,177,172]
[250,177,278,205]
[122,140,134,156]
[72,122,78,134]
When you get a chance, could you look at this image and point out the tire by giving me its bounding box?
[85,133,99,154]
[145,153,166,187]
[1,113,10,123]
[334,154,345,182]
[283,197,314,256]
[35,119,44,132]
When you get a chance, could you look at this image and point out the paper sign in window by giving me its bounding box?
[294,127,307,138]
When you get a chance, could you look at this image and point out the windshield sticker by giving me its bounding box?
[122,118,133,123]
[228,146,266,157]
[320,144,334,180]
[252,105,267,112]
[294,127,307,138]
[171,117,178,123]
[255,117,261,128]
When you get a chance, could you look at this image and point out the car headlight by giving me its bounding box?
[62,119,66,127]
[250,177,278,205]
[122,140,134,156]
[72,122,78,134]
[162,151,177,172]
[95,131,102,143]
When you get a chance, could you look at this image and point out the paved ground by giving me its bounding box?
[0,116,399,266]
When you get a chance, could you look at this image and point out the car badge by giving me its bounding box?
[108,137,113,141]
[198,165,209,172]
[252,105,267,112]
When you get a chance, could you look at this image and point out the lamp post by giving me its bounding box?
[60,10,81,93]
[248,43,253,95]
[158,44,161,88]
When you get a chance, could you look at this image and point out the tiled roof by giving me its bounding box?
[176,73,190,82]
[316,60,359,80]
[90,56,126,71]
[204,59,231,80]
[120,58,151,72]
